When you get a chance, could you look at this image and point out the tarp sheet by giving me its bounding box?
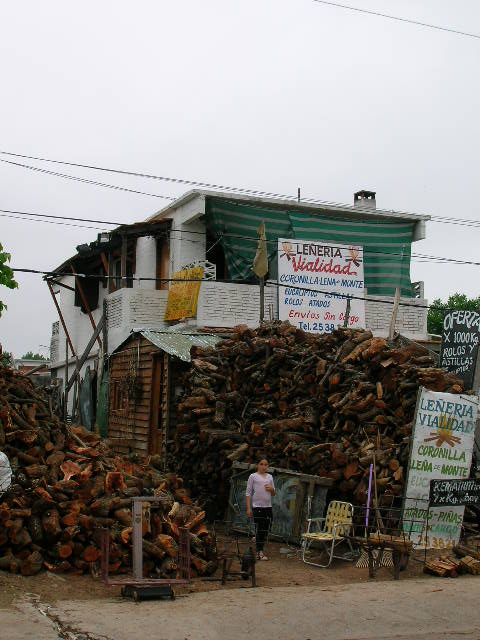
[206,198,415,297]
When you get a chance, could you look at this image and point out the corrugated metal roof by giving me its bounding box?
[140,330,222,362]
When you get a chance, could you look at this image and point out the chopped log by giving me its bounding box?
[105,472,127,494]
[453,544,480,561]
[27,515,44,543]
[459,555,480,575]
[24,464,48,478]
[56,543,73,560]
[0,550,20,573]
[181,396,207,410]
[142,540,166,561]
[113,508,131,526]
[42,510,62,538]
[83,546,101,562]
[424,556,461,578]
[155,534,178,558]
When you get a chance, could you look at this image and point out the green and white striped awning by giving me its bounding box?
[206,198,415,297]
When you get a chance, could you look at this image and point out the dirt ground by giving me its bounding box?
[0,539,439,609]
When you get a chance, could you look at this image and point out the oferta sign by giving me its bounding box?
[440,310,480,389]
[403,388,477,549]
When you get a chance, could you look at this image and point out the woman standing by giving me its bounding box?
[245,458,275,560]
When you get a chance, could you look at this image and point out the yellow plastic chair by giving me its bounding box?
[301,501,355,568]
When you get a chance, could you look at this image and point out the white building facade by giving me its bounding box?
[49,189,430,413]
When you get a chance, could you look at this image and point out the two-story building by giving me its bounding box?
[48,188,429,448]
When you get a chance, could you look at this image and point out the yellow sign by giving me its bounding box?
[164,267,204,321]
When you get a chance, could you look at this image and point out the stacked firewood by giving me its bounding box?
[424,556,462,577]
[171,322,463,518]
[0,366,216,576]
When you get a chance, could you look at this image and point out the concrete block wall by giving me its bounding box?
[365,295,428,340]
[106,288,169,353]
[50,322,60,363]
[197,283,427,339]
[197,281,278,328]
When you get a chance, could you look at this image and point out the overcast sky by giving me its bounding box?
[1,0,479,357]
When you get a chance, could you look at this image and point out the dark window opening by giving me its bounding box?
[112,259,134,289]
[206,230,229,280]
[156,238,170,290]
[74,276,99,313]
[112,380,127,413]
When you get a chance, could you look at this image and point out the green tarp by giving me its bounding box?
[206,198,415,297]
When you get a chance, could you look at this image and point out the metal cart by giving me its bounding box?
[212,521,257,587]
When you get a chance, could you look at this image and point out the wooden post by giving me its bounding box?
[259,277,265,323]
[343,297,351,327]
[120,236,128,288]
[72,357,79,423]
[65,315,105,394]
[107,251,116,293]
[47,280,76,357]
[71,267,102,349]
[102,298,108,369]
[389,287,401,340]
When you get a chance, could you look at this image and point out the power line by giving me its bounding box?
[0,158,175,201]
[0,208,121,226]
[0,149,429,217]
[0,213,104,231]
[312,0,480,40]
[0,150,304,202]
[3,207,480,267]
[3,148,480,230]
[7,266,466,313]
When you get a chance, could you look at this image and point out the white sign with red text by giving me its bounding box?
[277,238,366,334]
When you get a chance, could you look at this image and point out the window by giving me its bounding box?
[206,231,229,279]
[74,276,99,313]
[156,238,170,290]
[112,380,128,413]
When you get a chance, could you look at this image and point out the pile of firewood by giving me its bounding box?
[170,322,463,518]
[425,542,480,577]
[0,365,216,577]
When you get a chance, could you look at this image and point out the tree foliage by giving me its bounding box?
[427,293,480,336]
[21,351,47,360]
[1,351,13,367]
[0,243,18,316]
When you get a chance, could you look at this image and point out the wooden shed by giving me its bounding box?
[107,329,221,458]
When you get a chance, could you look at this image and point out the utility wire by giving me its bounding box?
[3,149,480,230]
[0,149,429,217]
[0,208,121,226]
[0,158,174,201]
[3,194,480,237]
[312,0,480,40]
[0,213,104,231]
[7,266,464,313]
[2,208,479,266]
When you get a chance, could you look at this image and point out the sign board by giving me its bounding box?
[430,478,480,508]
[164,267,204,321]
[277,238,366,334]
[440,310,480,389]
[403,388,477,549]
